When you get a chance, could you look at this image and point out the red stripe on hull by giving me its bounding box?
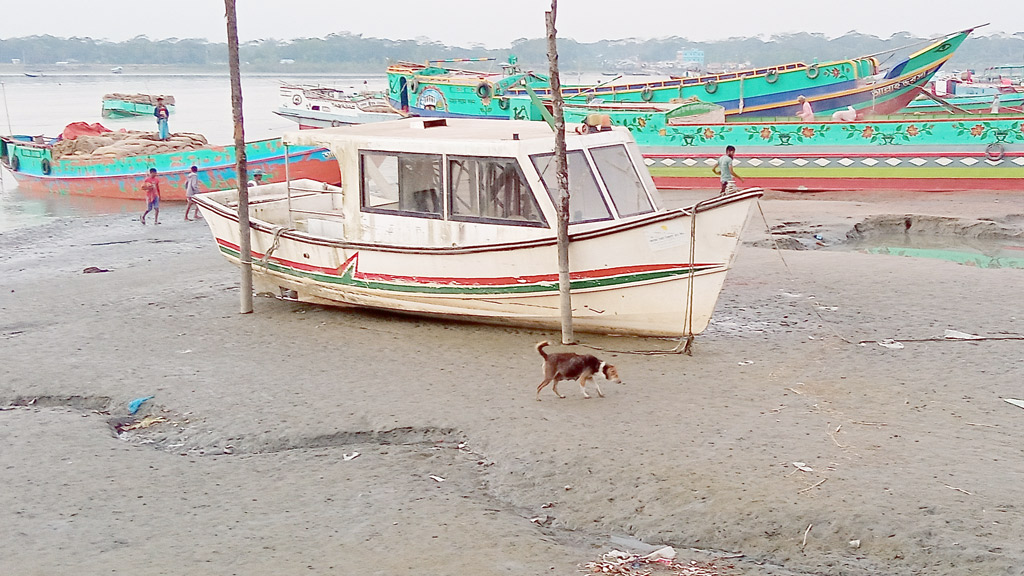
[215,238,714,283]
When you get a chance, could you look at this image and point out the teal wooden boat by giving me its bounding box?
[387,28,973,121]
[101,93,175,118]
[1,132,339,201]
[511,95,1024,192]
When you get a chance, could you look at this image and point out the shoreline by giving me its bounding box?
[2,191,1023,575]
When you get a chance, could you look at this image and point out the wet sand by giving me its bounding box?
[1,190,1023,575]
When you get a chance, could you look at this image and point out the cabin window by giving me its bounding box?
[448,156,546,226]
[589,144,655,217]
[531,150,612,224]
[360,151,443,217]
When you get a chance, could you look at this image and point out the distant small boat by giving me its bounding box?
[273,83,402,129]
[23,72,42,78]
[101,93,175,118]
[111,66,123,74]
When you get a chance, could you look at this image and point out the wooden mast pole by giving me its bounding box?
[224,0,252,314]
[547,1,573,344]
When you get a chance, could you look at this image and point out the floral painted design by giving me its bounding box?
[952,121,1023,142]
[665,125,734,146]
[745,124,830,145]
[841,123,935,144]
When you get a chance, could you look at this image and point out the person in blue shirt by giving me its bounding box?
[154,97,170,140]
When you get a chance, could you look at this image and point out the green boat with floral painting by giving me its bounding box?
[512,95,1024,192]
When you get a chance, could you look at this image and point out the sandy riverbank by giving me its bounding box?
[1,190,1022,575]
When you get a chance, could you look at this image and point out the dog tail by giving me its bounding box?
[536,341,550,359]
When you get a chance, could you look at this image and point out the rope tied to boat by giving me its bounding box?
[256,226,288,268]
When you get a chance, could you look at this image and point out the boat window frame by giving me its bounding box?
[358,149,444,220]
[530,149,614,225]
[588,143,656,218]
[446,154,549,228]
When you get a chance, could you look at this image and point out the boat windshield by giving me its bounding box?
[449,156,546,226]
[589,145,654,217]
[360,151,443,217]
[531,150,612,224]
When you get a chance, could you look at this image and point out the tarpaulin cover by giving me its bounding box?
[62,122,113,140]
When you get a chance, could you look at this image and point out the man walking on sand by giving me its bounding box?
[141,168,161,224]
[184,165,201,221]
[712,145,743,195]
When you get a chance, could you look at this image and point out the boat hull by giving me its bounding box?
[273,108,399,128]
[195,183,762,337]
[101,101,174,118]
[638,115,1024,192]
[0,137,341,201]
[388,30,970,121]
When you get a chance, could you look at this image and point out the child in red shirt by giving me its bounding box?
[141,168,161,224]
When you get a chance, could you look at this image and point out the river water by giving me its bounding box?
[0,72,386,231]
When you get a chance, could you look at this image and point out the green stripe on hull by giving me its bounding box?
[218,245,717,295]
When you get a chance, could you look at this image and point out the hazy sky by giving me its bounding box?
[1,0,1021,46]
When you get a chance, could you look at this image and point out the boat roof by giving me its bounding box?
[284,117,632,154]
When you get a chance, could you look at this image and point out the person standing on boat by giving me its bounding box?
[712,145,743,195]
[796,95,814,122]
[154,97,170,141]
[141,168,161,225]
[184,165,201,221]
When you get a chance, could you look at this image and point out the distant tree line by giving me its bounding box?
[1,31,1021,73]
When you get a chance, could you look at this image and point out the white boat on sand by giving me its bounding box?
[195,118,761,337]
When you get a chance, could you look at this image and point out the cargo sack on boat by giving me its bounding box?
[103,93,176,106]
[52,130,209,159]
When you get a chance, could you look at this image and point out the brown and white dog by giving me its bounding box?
[535,341,622,400]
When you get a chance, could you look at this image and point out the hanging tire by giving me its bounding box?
[640,86,654,101]
[408,78,420,93]
[497,97,509,110]
[291,94,302,106]
[765,69,779,83]
[985,142,1005,161]
[41,158,51,175]
[806,64,819,79]
[9,154,19,171]
[476,82,492,99]
[704,79,718,94]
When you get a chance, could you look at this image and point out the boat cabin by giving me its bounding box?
[281,118,665,247]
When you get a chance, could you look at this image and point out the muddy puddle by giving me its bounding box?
[761,213,1024,269]
[843,236,1024,269]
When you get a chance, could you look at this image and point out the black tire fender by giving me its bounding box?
[985,142,1005,162]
